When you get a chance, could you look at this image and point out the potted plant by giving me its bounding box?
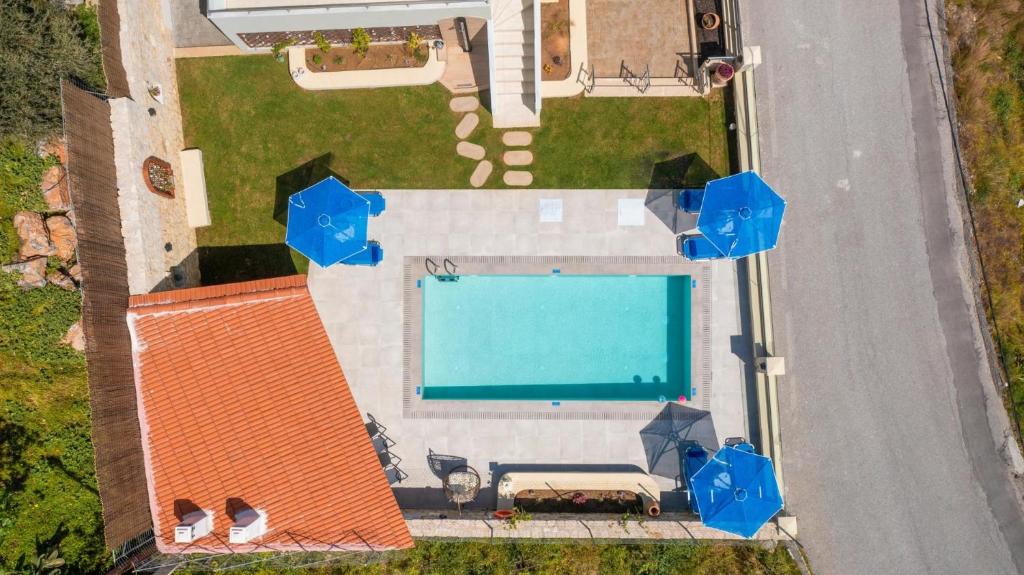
[712,61,734,85]
[146,83,164,104]
[701,12,721,31]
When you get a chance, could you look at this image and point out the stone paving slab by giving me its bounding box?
[450,96,481,112]
[503,170,533,186]
[455,113,480,139]
[503,150,534,166]
[457,141,486,160]
[470,160,493,188]
[502,131,533,146]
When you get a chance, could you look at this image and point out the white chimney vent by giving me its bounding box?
[229,507,267,544]
[174,509,213,543]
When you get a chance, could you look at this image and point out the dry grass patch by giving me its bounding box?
[948,0,1024,427]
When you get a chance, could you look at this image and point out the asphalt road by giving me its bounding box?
[743,1,1024,573]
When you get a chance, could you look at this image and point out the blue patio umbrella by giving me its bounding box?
[688,445,784,538]
[285,176,370,267]
[697,171,786,259]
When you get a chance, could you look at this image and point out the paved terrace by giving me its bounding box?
[586,0,696,78]
[308,189,755,511]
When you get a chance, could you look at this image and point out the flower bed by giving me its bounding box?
[142,156,175,198]
[541,0,571,81]
[513,489,643,514]
[306,44,428,73]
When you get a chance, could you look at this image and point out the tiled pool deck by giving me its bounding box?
[308,189,755,511]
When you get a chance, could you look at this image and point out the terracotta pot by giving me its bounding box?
[712,62,735,85]
[493,509,515,520]
[640,494,661,517]
[701,12,721,31]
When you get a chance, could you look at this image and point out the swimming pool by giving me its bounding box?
[421,274,691,401]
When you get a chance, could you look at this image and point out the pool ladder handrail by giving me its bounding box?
[425,257,459,277]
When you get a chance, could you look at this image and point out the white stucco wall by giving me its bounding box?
[206,0,492,50]
[110,0,200,294]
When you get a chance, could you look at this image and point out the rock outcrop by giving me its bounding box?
[62,321,85,352]
[38,135,68,165]
[47,269,76,291]
[40,165,70,211]
[2,257,48,289]
[13,212,56,259]
[45,215,76,262]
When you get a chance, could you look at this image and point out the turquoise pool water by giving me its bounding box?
[421,274,691,401]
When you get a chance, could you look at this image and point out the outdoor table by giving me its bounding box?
[443,465,481,514]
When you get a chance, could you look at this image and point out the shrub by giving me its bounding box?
[406,31,423,55]
[333,55,344,66]
[312,31,331,54]
[311,53,323,66]
[352,28,371,57]
[0,1,105,140]
[271,37,295,61]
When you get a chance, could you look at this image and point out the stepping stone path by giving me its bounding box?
[457,141,486,161]
[503,150,533,166]
[502,131,533,147]
[503,171,533,187]
[449,96,480,113]
[455,113,479,139]
[449,94,536,187]
[470,160,493,188]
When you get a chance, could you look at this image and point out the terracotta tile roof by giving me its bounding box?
[127,275,412,553]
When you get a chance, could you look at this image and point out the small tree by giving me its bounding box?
[271,37,295,62]
[313,31,331,53]
[352,28,371,58]
[406,31,423,55]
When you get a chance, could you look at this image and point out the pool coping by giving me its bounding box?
[402,255,711,420]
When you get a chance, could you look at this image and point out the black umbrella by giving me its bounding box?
[639,403,719,482]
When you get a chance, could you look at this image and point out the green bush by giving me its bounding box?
[271,37,295,61]
[1,138,54,262]
[406,31,423,55]
[0,1,105,140]
[0,272,82,366]
[311,53,323,66]
[313,31,331,54]
[352,28,371,58]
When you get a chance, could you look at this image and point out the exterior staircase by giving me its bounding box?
[489,0,541,128]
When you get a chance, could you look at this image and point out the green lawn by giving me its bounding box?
[176,540,801,574]
[177,55,730,282]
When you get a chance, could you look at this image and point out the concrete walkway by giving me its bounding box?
[406,511,783,540]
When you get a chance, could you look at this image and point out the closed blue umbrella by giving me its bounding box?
[689,445,784,538]
[697,171,786,259]
[285,176,370,267]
